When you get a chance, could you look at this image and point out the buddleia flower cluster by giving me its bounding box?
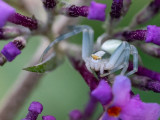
[0,0,160,120]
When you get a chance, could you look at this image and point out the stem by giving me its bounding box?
[0,39,49,120]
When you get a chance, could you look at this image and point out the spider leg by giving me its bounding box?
[40,25,94,61]
[120,42,130,75]
[105,42,126,70]
[100,42,128,77]
[126,45,138,76]
[100,42,133,77]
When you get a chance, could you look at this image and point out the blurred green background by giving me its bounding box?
[0,0,160,119]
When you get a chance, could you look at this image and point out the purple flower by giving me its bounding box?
[22,101,43,120]
[123,25,160,46]
[91,76,160,120]
[145,25,160,46]
[42,115,56,120]
[1,42,21,62]
[88,1,107,21]
[69,110,82,120]
[64,1,107,21]
[0,0,15,28]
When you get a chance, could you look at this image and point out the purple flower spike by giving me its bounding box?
[146,25,160,46]
[69,110,82,120]
[42,115,56,120]
[0,0,16,28]
[1,42,21,62]
[87,1,107,21]
[91,80,112,105]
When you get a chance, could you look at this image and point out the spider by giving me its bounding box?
[41,25,138,77]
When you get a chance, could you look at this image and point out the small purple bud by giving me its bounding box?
[69,110,82,120]
[87,1,107,21]
[67,5,89,17]
[42,0,57,9]
[28,101,43,114]
[22,102,43,120]
[1,42,21,62]
[8,13,38,30]
[42,115,56,120]
[0,0,16,28]
[145,25,160,46]
[110,0,123,19]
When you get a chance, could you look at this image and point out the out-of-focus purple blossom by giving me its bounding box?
[110,0,123,19]
[92,75,160,120]
[87,1,107,21]
[145,25,160,45]
[8,13,38,30]
[69,110,82,120]
[131,75,160,93]
[128,62,160,82]
[83,95,98,119]
[42,115,56,120]
[0,0,16,28]
[42,0,57,9]
[122,30,147,41]
[66,5,89,17]
[64,1,107,21]
[22,101,43,120]
[1,42,21,62]
[140,43,160,58]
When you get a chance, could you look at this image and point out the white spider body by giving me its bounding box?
[85,39,138,77]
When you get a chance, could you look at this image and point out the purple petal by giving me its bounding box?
[121,95,160,120]
[102,113,118,120]
[1,42,21,62]
[0,0,15,27]
[91,80,112,105]
[28,101,43,114]
[112,76,131,107]
[87,1,107,21]
[42,115,56,120]
[146,25,160,46]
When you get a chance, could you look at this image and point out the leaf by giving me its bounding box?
[23,53,64,73]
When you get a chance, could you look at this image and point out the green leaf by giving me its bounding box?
[23,53,64,73]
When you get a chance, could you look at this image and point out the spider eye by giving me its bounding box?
[91,55,101,60]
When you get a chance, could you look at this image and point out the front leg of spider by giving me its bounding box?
[40,25,94,62]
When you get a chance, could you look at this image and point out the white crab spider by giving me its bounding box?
[85,39,138,77]
[41,25,138,77]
